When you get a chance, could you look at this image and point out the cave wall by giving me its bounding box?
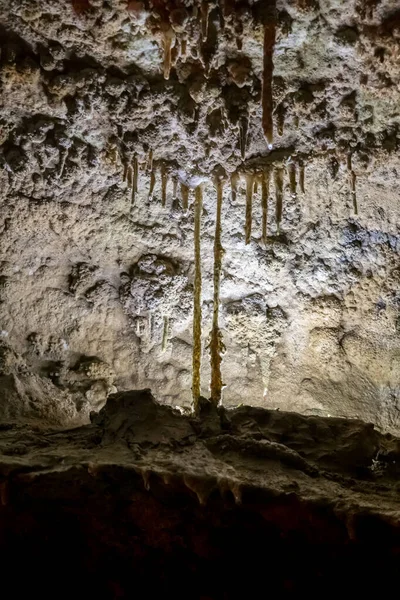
[0,0,400,431]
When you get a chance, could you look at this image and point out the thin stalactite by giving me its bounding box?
[181,183,189,211]
[131,155,139,206]
[245,173,254,244]
[210,177,224,405]
[274,167,284,234]
[162,315,169,352]
[299,162,305,194]
[230,172,239,202]
[262,18,276,148]
[162,27,175,80]
[261,167,270,245]
[161,164,168,207]
[288,161,297,197]
[192,185,203,408]
[201,0,210,42]
[347,154,358,214]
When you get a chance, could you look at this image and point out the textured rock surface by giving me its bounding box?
[0,391,399,597]
[0,1,400,430]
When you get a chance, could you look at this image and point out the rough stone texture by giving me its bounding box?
[0,391,399,597]
[0,1,400,431]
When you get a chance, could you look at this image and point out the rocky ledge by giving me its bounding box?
[0,390,399,597]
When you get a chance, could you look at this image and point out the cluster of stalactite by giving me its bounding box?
[126,0,277,150]
[106,1,362,409]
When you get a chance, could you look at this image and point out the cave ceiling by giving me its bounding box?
[0,0,400,433]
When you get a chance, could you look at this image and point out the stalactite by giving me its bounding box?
[58,149,68,179]
[147,149,153,173]
[161,164,168,207]
[123,161,129,183]
[172,177,178,201]
[288,161,297,197]
[230,172,239,202]
[192,185,203,408]
[347,154,358,214]
[149,169,156,200]
[162,26,175,80]
[274,167,284,234]
[239,116,248,161]
[261,167,270,245]
[162,315,169,352]
[245,173,254,244]
[299,162,305,194]
[276,104,285,137]
[131,155,139,205]
[181,183,189,211]
[210,177,224,405]
[127,163,133,189]
[200,1,210,42]
[253,176,259,195]
[262,19,276,149]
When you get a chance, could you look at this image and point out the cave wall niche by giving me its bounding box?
[0,0,400,434]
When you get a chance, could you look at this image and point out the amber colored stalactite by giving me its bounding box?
[262,20,276,148]
[201,1,211,42]
[181,183,189,211]
[274,167,284,234]
[299,163,305,193]
[288,162,297,197]
[192,186,203,407]
[149,170,156,200]
[161,164,168,206]
[245,173,254,244]
[230,172,239,202]
[162,27,175,80]
[261,167,271,245]
[210,178,224,405]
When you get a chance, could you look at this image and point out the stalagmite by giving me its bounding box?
[181,183,189,211]
[200,1,211,42]
[261,167,270,245]
[210,177,224,405]
[230,172,239,202]
[299,163,305,194]
[161,164,168,207]
[274,167,284,234]
[262,19,276,149]
[288,161,297,197]
[347,154,358,214]
[245,173,254,244]
[192,185,203,407]
[162,315,169,352]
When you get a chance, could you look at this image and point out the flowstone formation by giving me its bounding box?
[0,0,400,431]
